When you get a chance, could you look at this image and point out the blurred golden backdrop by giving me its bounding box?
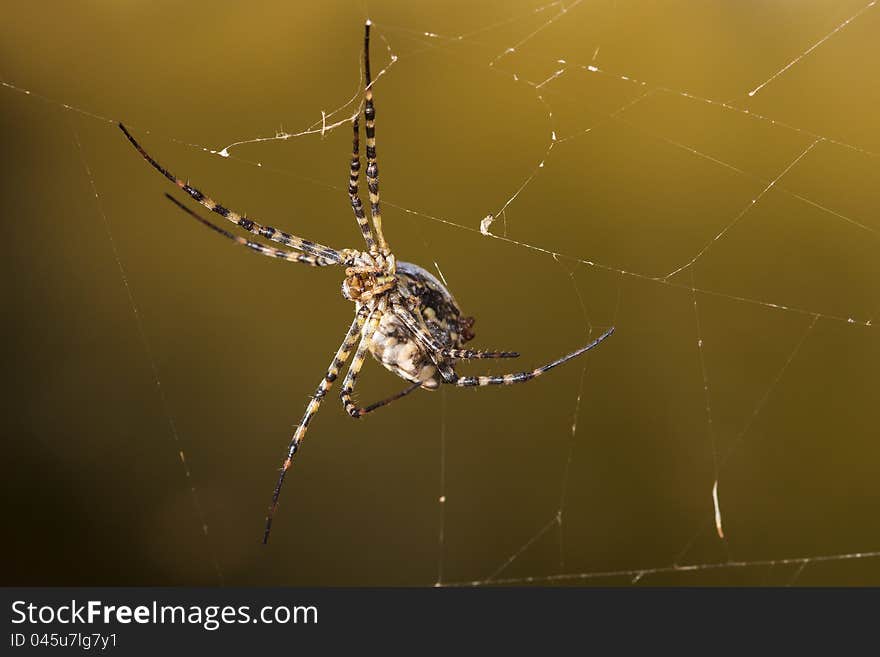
[2,0,879,586]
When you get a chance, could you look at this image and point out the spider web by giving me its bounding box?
[2,0,878,586]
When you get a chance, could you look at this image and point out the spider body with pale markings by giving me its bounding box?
[120,21,614,544]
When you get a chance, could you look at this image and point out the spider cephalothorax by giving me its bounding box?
[120,20,614,544]
[340,253,397,302]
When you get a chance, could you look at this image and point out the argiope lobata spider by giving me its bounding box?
[119,21,614,544]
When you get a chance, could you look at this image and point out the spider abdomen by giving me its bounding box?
[369,316,439,388]
[368,261,474,389]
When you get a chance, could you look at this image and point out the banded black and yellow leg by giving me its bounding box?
[363,21,389,254]
[119,123,346,264]
[390,304,520,361]
[349,117,376,251]
[263,307,370,544]
[340,299,386,418]
[443,348,520,359]
[441,327,615,387]
[165,194,343,266]
[391,303,446,352]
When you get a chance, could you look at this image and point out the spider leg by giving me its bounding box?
[391,302,445,351]
[443,348,520,359]
[357,381,422,416]
[165,194,342,266]
[340,299,386,418]
[263,306,370,544]
[390,303,514,356]
[119,123,347,264]
[440,327,615,387]
[363,21,390,254]
[349,117,377,251]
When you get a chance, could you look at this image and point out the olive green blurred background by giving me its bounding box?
[2,1,878,586]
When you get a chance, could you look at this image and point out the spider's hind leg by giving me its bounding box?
[263,307,369,544]
[439,327,615,387]
[352,381,422,417]
[443,348,520,359]
[340,300,386,418]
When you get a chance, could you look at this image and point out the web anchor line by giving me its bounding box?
[435,389,448,587]
[664,138,822,280]
[747,0,878,98]
[690,272,726,544]
[441,549,880,587]
[72,128,223,585]
[478,257,602,584]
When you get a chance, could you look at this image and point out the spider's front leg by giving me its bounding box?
[348,116,377,252]
[165,194,346,266]
[362,20,389,255]
[119,123,346,264]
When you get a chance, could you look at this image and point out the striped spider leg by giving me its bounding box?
[122,20,615,545]
[266,295,392,542]
[163,194,342,266]
[118,123,348,265]
[264,304,373,543]
[363,20,389,256]
[389,295,614,387]
[440,326,615,387]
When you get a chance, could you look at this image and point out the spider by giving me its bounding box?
[119,21,614,544]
